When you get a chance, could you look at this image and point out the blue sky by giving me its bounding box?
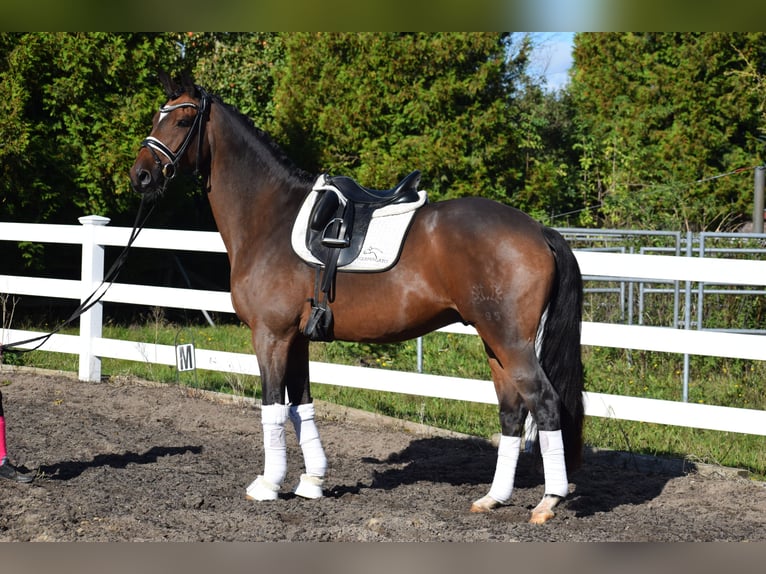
[529,32,575,91]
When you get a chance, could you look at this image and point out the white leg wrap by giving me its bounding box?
[256,403,290,489]
[289,403,326,499]
[289,403,327,478]
[486,435,522,504]
[539,429,569,498]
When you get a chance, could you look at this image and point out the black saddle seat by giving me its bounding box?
[328,170,421,205]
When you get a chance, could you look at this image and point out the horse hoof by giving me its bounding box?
[529,494,562,524]
[294,473,324,499]
[529,508,556,524]
[245,476,279,501]
[470,495,500,513]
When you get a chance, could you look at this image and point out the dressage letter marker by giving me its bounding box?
[175,343,196,372]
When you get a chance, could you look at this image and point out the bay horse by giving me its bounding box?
[129,74,584,524]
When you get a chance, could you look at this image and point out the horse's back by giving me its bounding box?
[328,196,556,342]
[406,196,554,272]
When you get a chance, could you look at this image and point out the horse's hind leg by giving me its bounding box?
[528,428,568,524]
[470,355,527,513]
[472,345,570,524]
[516,353,570,524]
[522,356,571,524]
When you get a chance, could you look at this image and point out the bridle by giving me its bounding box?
[2,88,211,361]
[140,87,210,185]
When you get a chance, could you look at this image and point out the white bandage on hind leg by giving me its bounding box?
[486,435,522,504]
[289,403,327,478]
[260,403,291,487]
[539,429,569,498]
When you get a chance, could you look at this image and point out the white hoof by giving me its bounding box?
[470,495,501,513]
[529,494,563,524]
[294,473,324,499]
[245,476,280,501]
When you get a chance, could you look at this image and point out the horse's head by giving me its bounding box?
[130,72,210,199]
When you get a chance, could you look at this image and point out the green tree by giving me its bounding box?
[268,32,532,203]
[180,32,284,131]
[0,33,562,229]
[0,33,181,225]
[511,80,582,225]
[569,32,766,230]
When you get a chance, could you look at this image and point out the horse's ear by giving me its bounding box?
[180,70,196,96]
[158,71,176,97]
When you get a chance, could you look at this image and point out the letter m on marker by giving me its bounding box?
[176,343,196,372]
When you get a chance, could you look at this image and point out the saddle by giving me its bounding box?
[292,170,426,341]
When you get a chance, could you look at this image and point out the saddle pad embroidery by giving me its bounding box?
[291,184,427,272]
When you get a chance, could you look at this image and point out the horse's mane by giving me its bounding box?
[190,86,313,187]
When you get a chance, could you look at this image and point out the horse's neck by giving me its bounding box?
[210,176,302,255]
[204,106,309,266]
[206,141,306,267]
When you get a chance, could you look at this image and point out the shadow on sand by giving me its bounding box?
[28,445,203,481]
[331,436,687,517]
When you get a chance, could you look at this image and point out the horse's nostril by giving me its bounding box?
[138,169,152,187]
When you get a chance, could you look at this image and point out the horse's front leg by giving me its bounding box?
[245,332,327,501]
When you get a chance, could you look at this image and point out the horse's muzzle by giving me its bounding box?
[130,165,165,199]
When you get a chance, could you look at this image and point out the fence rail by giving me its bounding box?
[2,217,765,436]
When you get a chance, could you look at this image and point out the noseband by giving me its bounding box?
[141,87,210,184]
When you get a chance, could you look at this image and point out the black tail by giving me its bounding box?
[539,226,585,471]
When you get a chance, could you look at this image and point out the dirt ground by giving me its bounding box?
[1,368,764,542]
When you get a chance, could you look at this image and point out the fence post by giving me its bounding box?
[682,231,693,402]
[754,166,765,234]
[78,215,110,382]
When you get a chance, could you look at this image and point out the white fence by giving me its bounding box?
[1,217,765,437]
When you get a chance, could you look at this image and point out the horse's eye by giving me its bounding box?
[177,119,192,128]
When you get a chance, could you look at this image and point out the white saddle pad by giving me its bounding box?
[291,177,427,272]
